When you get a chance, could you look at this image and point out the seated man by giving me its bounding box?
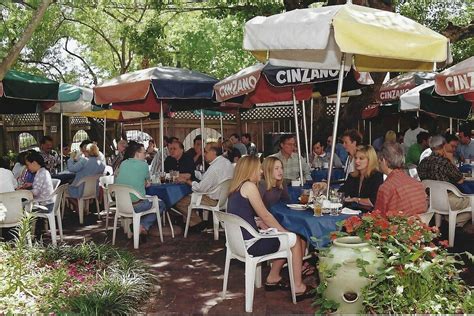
[164,141,195,181]
[405,132,430,166]
[418,135,471,224]
[375,142,427,216]
[174,142,234,231]
[271,134,311,182]
[310,138,342,169]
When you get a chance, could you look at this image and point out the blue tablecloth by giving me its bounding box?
[145,183,192,208]
[459,164,472,173]
[311,168,345,182]
[269,202,350,248]
[457,180,474,194]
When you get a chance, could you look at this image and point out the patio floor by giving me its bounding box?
[38,207,474,315]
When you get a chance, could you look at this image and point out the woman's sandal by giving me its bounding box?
[264,279,290,291]
[295,285,315,302]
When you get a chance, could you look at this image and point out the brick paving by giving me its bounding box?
[37,208,473,315]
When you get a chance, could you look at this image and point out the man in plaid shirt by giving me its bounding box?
[271,134,311,182]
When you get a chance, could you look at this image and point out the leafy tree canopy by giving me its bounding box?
[0,0,472,85]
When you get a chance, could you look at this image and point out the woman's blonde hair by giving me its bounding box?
[262,156,283,191]
[385,130,396,143]
[229,155,261,194]
[351,145,379,177]
[86,143,100,157]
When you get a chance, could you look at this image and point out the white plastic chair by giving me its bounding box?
[51,178,61,190]
[214,210,296,313]
[99,175,115,230]
[62,174,102,224]
[104,165,114,176]
[29,184,67,246]
[422,179,474,247]
[0,190,33,230]
[182,179,231,240]
[109,184,164,249]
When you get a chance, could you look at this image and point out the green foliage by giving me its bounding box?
[396,0,474,64]
[0,1,472,84]
[0,216,155,314]
[325,211,474,314]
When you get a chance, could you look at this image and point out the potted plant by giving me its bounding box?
[315,210,474,314]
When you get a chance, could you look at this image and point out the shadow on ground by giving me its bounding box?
[33,206,473,315]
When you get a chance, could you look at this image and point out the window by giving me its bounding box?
[72,130,89,151]
[18,133,38,152]
[126,130,152,148]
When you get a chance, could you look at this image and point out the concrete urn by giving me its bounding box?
[318,236,383,314]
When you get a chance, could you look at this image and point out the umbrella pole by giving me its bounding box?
[291,88,304,185]
[103,116,107,156]
[220,113,224,141]
[449,118,453,133]
[369,121,372,144]
[302,100,310,166]
[326,54,346,197]
[310,98,314,155]
[200,109,206,172]
[60,106,64,172]
[140,119,143,133]
[160,101,165,172]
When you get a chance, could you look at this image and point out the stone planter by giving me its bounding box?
[319,236,383,314]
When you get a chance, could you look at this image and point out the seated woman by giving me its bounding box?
[258,156,290,209]
[228,155,313,301]
[67,143,105,200]
[24,151,54,212]
[314,145,383,212]
[259,156,313,276]
[116,141,165,236]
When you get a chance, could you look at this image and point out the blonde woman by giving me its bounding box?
[258,156,290,209]
[227,156,312,301]
[339,145,384,211]
[67,143,105,199]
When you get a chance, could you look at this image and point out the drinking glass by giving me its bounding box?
[322,199,331,215]
[159,172,166,184]
[313,199,322,217]
[300,189,310,205]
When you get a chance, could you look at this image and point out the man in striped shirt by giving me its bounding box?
[374,142,427,216]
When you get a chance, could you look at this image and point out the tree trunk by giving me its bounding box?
[0,0,54,80]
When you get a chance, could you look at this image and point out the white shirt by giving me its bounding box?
[0,168,17,193]
[404,127,427,149]
[191,155,234,199]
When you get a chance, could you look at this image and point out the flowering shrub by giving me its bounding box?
[317,210,474,314]
[0,216,155,314]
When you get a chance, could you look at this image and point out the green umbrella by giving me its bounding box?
[420,85,472,120]
[0,70,59,114]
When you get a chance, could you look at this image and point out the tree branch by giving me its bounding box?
[18,58,66,82]
[0,0,53,80]
[64,37,98,85]
[442,21,474,43]
[60,11,124,69]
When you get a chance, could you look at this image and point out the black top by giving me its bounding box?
[258,180,290,209]
[227,182,258,240]
[339,171,384,206]
[185,148,209,170]
[164,154,195,175]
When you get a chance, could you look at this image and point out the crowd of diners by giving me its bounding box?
[1,117,472,303]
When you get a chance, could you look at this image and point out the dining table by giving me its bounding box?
[52,171,75,185]
[145,183,192,208]
[269,202,350,248]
